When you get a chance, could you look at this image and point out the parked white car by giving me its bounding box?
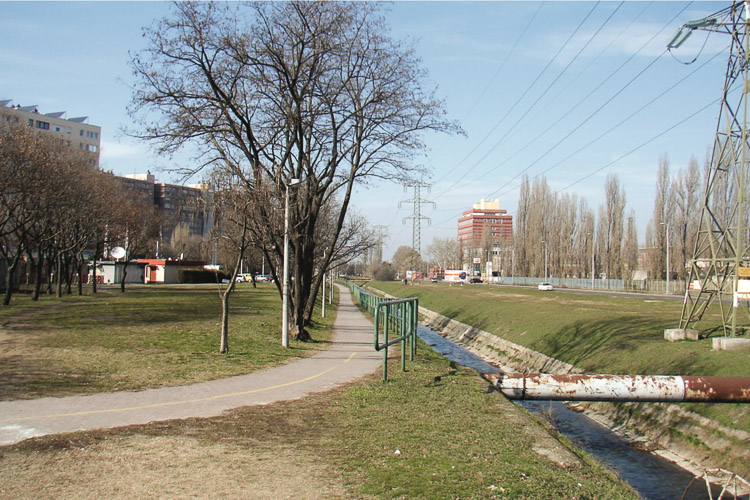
[538,282,553,291]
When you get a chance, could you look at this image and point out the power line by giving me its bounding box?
[432,2,545,184]
[476,2,691,198]
[432,2,601,195]
[488,46,725,201]
[436,2,694,202]
[430,92,722,230]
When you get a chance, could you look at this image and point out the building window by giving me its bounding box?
[28,118,33,126]
[80,130,84,136]
[87,144,98,152]
[35,120,50,130]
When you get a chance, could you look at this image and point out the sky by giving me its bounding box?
[0,1,732,260]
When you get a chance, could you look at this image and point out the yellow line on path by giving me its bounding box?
[3,352,359,423]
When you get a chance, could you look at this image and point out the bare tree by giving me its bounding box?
[526,177,554,278]
[0,123,103,304]
[556,192,577,278]
[513,175,531,277]
[167,223,204,260]
[597,174,626,280]
[574,199,595,279]
[647,155,673,280]
[672,156,701,279]
[108,191,161,293]
[129,2,458,340]
[622,211,639,279]
[426,237,458,270]
[209,173,257,353]
[391,245,421,278]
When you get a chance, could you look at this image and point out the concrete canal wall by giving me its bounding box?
[417,305,750,481]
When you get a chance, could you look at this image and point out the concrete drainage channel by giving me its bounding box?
[417,308,750,500]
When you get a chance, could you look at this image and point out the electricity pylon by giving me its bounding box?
[669,1,750,337]
[399,182,435,275]
[373,225,388,265]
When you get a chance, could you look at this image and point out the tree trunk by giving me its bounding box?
[65,255,73,295]
[56,251,63,298]
[2,271,13,306]
[2,251,22,306]
[220,291,230,353]
[28,249,41,301]
[219,253,242,353]
[120,261,128,293]
[92,242,102,294]
[45,253,53,295]
[77,257,84,296]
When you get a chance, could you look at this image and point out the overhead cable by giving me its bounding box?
[433,1,601,194]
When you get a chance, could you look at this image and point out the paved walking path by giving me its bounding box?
[0,284,381,446]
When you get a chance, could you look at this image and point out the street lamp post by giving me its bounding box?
[541,240,548,281]
[661,222,670,295]
[588,232,595,290]
[282,178,301,348]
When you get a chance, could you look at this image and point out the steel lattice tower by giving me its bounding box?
[669,1,750,336]
[399,183,434,274]
[373,225,388,265]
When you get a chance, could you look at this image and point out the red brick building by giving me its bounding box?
[457,199,513,248]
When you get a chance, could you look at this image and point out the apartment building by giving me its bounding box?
[118,172,211,244]
[1,99,101,166]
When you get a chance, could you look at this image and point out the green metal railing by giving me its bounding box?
[342,279,419,381]
[374,297,418,381]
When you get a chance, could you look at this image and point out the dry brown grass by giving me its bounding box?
[0,436,345,500]
[0,385,355,500]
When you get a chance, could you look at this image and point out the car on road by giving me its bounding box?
[538,282,553,291]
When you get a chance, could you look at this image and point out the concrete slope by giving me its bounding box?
[0,284,380,446]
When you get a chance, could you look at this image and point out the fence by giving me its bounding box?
[341,279,419,381]
[485,276,687,295]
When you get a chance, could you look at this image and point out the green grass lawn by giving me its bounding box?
[367,280,750,432]
[323,348,640,499]
[0,284,335,400]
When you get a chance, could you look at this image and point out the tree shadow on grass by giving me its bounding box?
[532,316,674,370]
[437,308,491,332]
[0,355,99,401]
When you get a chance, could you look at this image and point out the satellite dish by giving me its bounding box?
[110,246,126,259]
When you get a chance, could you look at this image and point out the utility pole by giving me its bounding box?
[399,182,435,278]
[669,2,750,337]
[373,225,388,265]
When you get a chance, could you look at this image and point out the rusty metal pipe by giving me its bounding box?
[486,373,750,403]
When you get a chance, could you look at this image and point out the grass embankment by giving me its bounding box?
[0,346,640,499]
[367,281,750,433]
[0,284,334,400]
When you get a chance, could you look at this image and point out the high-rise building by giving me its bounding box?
[457,199,513,277]
[1,99,101,166]
[457,199,513,248]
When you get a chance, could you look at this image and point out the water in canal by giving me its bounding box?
[418,325,746,500]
